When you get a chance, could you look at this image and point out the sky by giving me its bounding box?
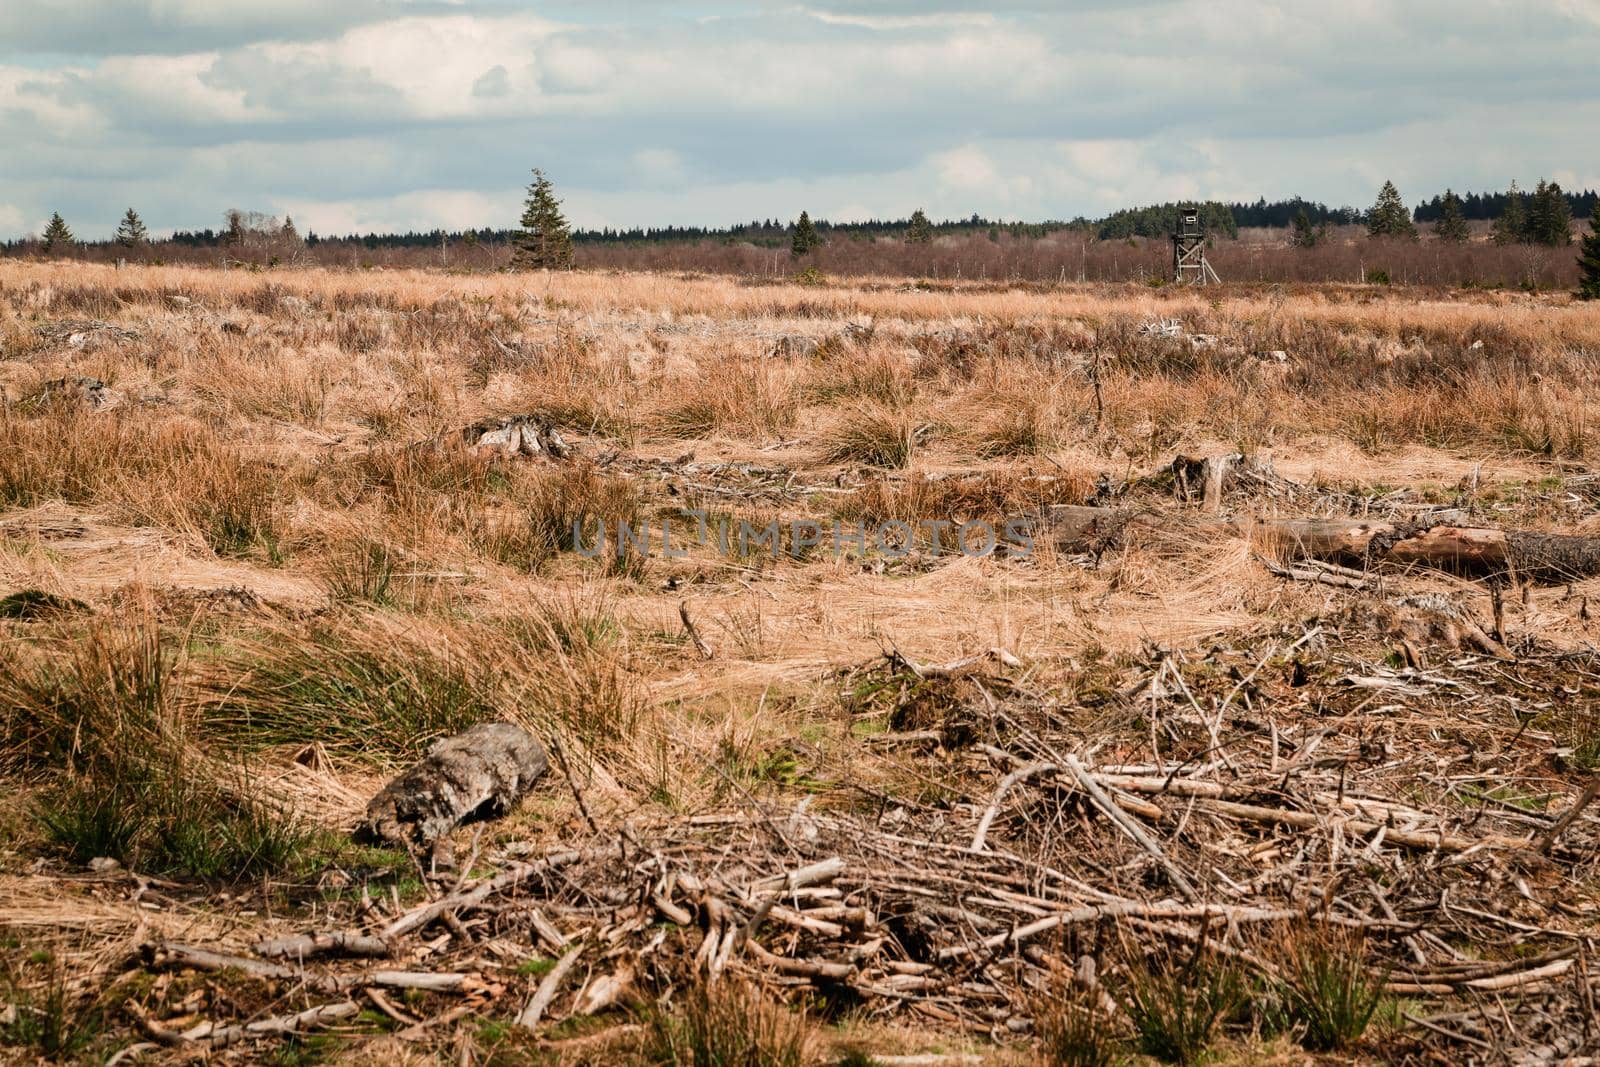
[3,0,1599,240]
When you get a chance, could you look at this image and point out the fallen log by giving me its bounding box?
[1030,504,1600,582]
[363,722,549,849]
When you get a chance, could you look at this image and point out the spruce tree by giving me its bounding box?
[1433,189,1469,243]
[906,208,933,244]
[1366,180,1417,240]
[41,212,74,253]
[114,207,149,248]
[1493,181,1527,245]
[1528,180,1572,246]
[791,211,820,257]
[281,215,300,243]
[1578,200,1600,301]
[1291,208,1318,248]
[513,169,574,270]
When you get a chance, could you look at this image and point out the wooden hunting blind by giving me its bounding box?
[1172,205,1221,284]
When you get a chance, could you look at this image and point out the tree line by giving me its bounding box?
[9,169,1600,297]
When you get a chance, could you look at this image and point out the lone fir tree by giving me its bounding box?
[791,211,820,257]
[41,212,74,253]
[513,169,574,270]
[1528,179,1572,247]
[1366,180,1417,240]
[905,208,933,244]
[1578,200,1600,301]
[1493,181,1527,245]
[114,207,149,248]
[1433,189,1469,243]
[1290,208,1319,248]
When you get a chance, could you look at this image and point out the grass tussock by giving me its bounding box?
[0,617,316,877]
[204,597,640,762]
[1117,939,1247,1065]
[654,356,799,440]
[646,981,813,1067]
[477,463,643,572]
[1274,925,1388,1051]
[1030,976,1119,1067]
[824,404,923,468]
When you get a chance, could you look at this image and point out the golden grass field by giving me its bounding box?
[3,260,1600,1064]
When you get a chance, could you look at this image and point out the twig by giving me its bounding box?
[1537,775,1600,854]
[515,943,585,1031]
[1060,755,1199,901]
[679,599,715,659]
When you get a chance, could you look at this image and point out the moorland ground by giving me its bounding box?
[2,261,1600,1064]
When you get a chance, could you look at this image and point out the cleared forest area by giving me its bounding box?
[2,262,1600,1064]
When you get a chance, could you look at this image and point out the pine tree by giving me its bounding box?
[281,215,300,242]
[1493,181,1527,245]
[1290,208,1318,248]
[41,212,74,253]
[114,207,148,248]
[1366,180,1417,240]
[512,169,574,270]
[1528,180,1572,246]
[906,208,933,244]
[1433,189,1469,243]
[791,211,820,257]
[1579,200,1600,301]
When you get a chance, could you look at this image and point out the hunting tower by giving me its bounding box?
[1172,205,1221,284]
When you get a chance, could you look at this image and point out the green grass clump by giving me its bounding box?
[1119,940,1247,1064]
[1277,926,1388,1052]
[204,618,499,762]
[0,617,317,878]
[647,981,811,1067]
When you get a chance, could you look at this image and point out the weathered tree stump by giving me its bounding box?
[363,722,549,849]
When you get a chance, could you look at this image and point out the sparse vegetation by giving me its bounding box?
[1,260,1599,1063]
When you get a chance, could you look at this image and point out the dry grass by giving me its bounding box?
[4,260,1600,1063]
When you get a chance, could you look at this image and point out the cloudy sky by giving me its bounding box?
[3,1,1598,240]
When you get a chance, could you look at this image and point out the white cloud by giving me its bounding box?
[2,2,1599,239]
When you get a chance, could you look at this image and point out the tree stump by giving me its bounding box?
[363,722,549,849]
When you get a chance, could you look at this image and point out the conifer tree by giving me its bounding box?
[281,215,300,243]
[114,207,149,248]
[513,168,574,270]
[41,212,74,253]
[1433,189,1469,243]
[1578,200,1600,301]
[1366,180,1417,240]
[906,208,933,244]
[1493,181,1527,245]
[1528,180,1572,246]
[1290,208,1318,248]
[791,211,820,257]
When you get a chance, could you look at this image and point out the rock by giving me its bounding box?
[88,856,121,873]
[362,722,549,849]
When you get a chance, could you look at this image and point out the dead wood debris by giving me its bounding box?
[104,632,1600,1062]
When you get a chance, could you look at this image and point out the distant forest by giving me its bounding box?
[6,186,1597,256]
